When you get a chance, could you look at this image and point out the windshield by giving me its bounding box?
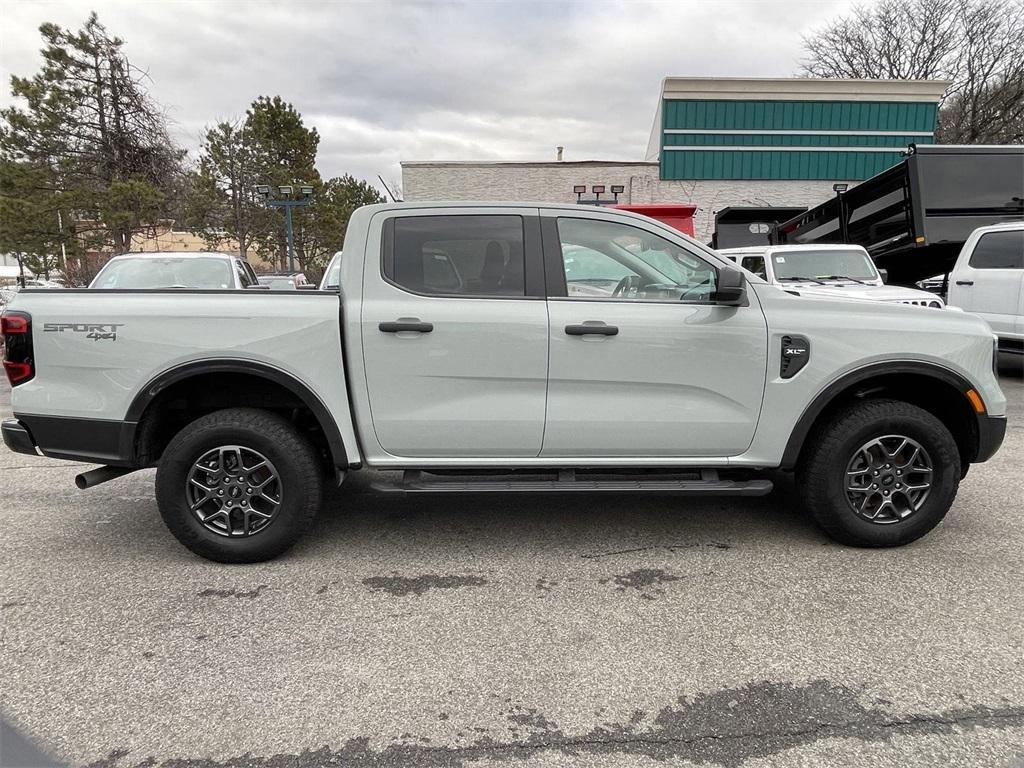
[91,257,234,289]
[770,249,878,281]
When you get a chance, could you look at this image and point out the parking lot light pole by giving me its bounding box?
[255,184,315,272]
[833,183,850,243]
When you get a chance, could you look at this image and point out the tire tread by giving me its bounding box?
[798,398,960,547]
[156,408,322,563]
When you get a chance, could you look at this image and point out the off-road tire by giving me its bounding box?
[156,408,322,563]
[798,399,960,547]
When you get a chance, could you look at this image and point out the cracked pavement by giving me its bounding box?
[1,363,1022,767]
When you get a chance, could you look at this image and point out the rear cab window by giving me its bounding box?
[384,215,526,297]
[968,230,1024,269]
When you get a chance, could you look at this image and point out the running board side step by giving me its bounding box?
[371,469,773,496]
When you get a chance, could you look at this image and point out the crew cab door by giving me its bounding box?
[360,209,549,458]
[949,228,1024,338]
[540,211,768,457]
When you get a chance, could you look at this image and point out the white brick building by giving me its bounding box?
[402,160,844,242]
[401,77,948,243]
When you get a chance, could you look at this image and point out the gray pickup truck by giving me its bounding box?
[2,203,1007,562]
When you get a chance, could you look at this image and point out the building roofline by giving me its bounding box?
[659,76,950,102]
[400,160,658,168]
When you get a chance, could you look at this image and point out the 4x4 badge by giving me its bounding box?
[42,323,125,341]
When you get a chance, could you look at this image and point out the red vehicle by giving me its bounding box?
[613,204,697,237]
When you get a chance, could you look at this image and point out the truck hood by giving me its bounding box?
[785,282,942,305]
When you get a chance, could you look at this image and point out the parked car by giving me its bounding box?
[2,202,1006,563]
[719,244,944,308]
[320,257,341,290]
[256,276,297,290]
[89,252,261,290]
[947,222,1024,355]
[916,275,946,295]
[257,272,309,289]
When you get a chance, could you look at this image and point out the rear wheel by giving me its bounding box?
[798,399,960,547]
[156,408,322,562]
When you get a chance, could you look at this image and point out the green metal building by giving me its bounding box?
[646,78,949,181]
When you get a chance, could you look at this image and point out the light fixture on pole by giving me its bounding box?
[255,183,315,272]
[832,183,850,243]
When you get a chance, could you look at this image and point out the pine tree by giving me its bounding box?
[0,12,184,258]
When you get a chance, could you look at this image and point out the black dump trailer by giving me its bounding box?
[712,206,807,249]
[774,145,1024,286]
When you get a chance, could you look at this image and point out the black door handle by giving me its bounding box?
[955,280,974,286]
[565,323,618,336]
[379,320,433,333]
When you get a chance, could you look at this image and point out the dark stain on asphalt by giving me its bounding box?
[534,577,558,593]
[582,542,732,559]
[83,679,1024,768]
[362,574,487,597]
[507,705,559,735]
[316,579,340,595]
[196,585,267,599]
[1,599,28,610]
[600,568,682,600]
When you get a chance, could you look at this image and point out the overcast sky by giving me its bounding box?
[1,0,856,193]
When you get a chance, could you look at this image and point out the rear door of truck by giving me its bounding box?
[950,227,1024,339]
[359,207,549,458]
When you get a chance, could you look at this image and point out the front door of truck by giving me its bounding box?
[540,211,768,458]
[360,209,549,458]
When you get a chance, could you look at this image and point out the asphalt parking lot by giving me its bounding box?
[1,363,1022,768]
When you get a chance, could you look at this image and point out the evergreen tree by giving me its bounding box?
[0,13,185,256]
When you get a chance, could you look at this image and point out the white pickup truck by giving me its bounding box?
[1,203,1007,562]
[719,244,945,308]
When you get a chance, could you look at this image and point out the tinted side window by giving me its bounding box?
[556,217,717,302]
[968,231,1024,269]
[388,215,526,296]
[741,256,767,280]
[234,260,255,287]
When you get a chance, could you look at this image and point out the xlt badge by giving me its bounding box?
[780,335,810,379]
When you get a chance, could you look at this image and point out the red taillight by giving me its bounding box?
[1,310,34,386]
[2,314,28,334]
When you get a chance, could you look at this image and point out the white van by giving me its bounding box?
[719,244,944,308]
[948,222,1024,354]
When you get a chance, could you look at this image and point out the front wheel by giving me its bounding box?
[798,399,960,547]
[156,408,322,563]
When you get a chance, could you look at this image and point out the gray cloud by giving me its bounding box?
[0,0,855,191]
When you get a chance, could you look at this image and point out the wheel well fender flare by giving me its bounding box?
[125,359,351,468]
[779,360,979,470]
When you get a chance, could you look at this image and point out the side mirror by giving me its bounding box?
[878,268,888,284]
[713,265,746,305]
